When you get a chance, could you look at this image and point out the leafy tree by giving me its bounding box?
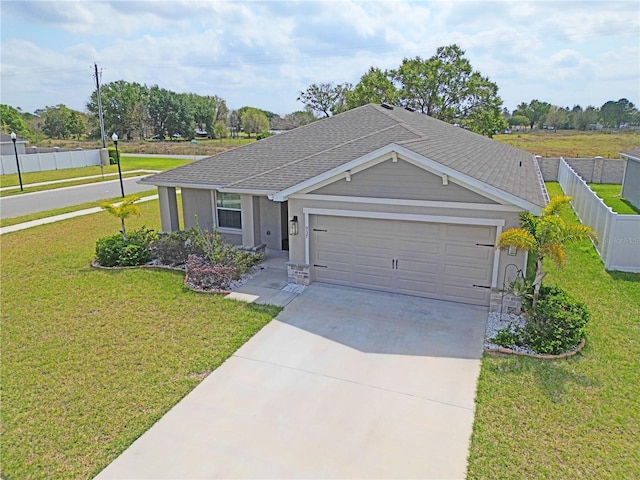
[42,104,86,139]
[346,67,398,109]
[571,105,598,130]
[0,104,32,139]
[297,82,352,117]
[87,80,148,140]
[509,114,531,128]
[497,195,597,306]
[189,94,226,138]
[600,98,637,128]
[213,120,228,140]
[240,108,269,137]
[228,110,241,137]
[545,106,569,130]
[100,195,141,241]
[514,100,551,129]
[458,72,507,137]
[391,44,504,134]
[147,86,193,139]
[281,110,317,130]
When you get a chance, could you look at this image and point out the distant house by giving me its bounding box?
[0,132,27,156]
[621,148,640,209]
[140,104,548,306]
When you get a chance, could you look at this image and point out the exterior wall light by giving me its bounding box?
[289,216,299,236]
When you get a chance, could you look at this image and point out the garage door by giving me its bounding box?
[310,215,495,306]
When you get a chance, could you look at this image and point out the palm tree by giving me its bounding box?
[497,195,597,306]
[101,195,141,241]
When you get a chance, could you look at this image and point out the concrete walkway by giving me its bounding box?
[96,280,487,479]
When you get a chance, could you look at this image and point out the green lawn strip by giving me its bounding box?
[588,183,640,214]
[0,172,153,197]
[467,182,640,479]
[0,190,158,228]
[0,156,190,188]
[0,201,280,479]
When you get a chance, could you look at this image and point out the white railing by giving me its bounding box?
[0,149,102,175]
[558,158,640,272]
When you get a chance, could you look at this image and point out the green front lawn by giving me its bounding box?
[588,183,640,214]
[467,182,640,478]
[0,201,280,479]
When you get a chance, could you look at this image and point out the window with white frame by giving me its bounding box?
[216,192,242,229]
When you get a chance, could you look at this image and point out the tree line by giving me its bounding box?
[507,98,638,131]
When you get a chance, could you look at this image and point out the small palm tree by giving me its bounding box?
[497,195,597,306]
[101,195,141,241]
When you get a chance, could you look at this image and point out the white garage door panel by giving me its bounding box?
[311,215,495,306]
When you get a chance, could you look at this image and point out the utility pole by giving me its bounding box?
[94,63,106,148]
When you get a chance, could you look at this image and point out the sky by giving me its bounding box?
[1,0,638,117]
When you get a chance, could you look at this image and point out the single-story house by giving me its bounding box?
[140,104,548,306]
[621,148,640,209]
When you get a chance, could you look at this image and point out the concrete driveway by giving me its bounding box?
[96,284,487,479]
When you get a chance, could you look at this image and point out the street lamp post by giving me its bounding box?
[112,132,125,198]
[10,132,24,192]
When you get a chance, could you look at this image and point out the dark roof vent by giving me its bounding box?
[380,103,394,110]
[404,106,416,112]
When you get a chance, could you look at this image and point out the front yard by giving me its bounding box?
[467,183,640,478]
[0,202,280,479]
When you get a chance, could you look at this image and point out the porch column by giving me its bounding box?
[158,186,179,232]
[240,194,261,247]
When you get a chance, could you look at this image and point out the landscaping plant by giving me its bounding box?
[100,195,142,241]
[95,227,157,267]
[497,195,597,306]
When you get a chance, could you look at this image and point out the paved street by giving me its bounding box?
[0,176,154,219]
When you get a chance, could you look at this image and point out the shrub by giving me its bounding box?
[523,285,590,354]
[95,227,156,267]
[491,326,524,348]
[256,131,273,140]
[150,229,203,266]
[107,147,119,165]
[95,234,125,267]
[185,254,236,290]
[191,225,262,279]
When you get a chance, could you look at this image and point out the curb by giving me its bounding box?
[485,338,586,359]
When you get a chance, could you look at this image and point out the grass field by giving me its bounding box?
[494,130,640,158]
[588,183,640,214]
[467,183,640,479]
[0,200,280,479]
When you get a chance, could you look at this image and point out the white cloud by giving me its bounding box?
[0,0,637,115]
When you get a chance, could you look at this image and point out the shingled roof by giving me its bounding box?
[141,103,547,208]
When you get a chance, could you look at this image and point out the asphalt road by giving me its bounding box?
[0,177,156,219]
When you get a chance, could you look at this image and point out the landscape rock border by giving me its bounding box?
[485,338,586,360]
[90,259,232,295]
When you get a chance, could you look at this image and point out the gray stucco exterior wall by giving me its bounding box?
[182,188,214,231]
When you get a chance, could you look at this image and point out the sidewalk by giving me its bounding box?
[0,194,159,235]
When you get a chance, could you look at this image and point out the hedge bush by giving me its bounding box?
[185,254,236,290]
[491,284,590,355]
[523,285,590,354]
[95,227,156,267]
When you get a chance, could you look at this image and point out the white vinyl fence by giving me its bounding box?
[0,149,102,175]
[558,158,640,272]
